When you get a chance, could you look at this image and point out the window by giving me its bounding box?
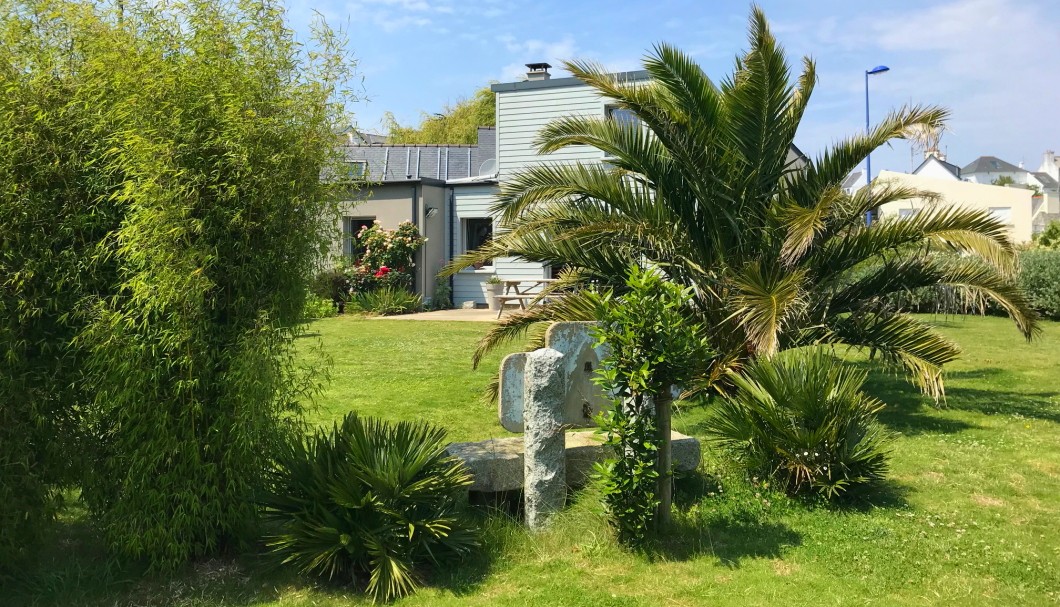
[463,218,493,268]
[606,105,639,127]
[344,217,375,258]
[988,207,1012,224]
[898,208,918,219]
[344,161,367,180]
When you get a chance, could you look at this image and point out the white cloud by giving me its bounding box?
[496,35,579,80]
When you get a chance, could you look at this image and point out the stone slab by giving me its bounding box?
[446,431,701,493]
[498,321,611,432]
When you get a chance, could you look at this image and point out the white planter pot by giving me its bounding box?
[483,283,503,310]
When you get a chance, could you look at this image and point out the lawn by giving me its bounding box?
[9,314,1060,606]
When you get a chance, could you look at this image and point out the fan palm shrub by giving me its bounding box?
[445,7,1036,399]
[707,348,894,499]
[262,413,478,602]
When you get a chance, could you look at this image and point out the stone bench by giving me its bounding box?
[446,430,700,493]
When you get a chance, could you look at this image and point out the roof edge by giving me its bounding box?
[491,69,650,93]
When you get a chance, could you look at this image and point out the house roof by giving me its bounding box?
[913,155,961,179]
[1033,171,1058,189]
[841,170,864,189]
[491,69,651,93]
[962,155,1024,174]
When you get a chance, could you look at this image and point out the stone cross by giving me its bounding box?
[503,322,611,531]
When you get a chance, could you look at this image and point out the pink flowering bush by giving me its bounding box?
[346,221,425,293]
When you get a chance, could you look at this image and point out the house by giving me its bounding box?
[338,63,810,307]
[913,153,961,180]
[875,169,1037,243]
[335,128,497,303]
[957,153,1060,235]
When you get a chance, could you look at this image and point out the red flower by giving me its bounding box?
[374,266,390,278]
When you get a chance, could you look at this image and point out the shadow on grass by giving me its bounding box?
[657,514,802,567]
[640,473,803,566]
[7,516,288,607]
[859,365,1060,433]
[857,365,977,435]
[10,507,502,606]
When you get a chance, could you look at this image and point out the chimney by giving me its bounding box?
[525,62,552,81]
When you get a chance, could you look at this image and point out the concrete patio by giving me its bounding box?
[368,308,500,322]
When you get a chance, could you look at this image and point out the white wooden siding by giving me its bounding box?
[495,85,608,178]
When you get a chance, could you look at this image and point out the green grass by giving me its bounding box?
[7,315,1060,606]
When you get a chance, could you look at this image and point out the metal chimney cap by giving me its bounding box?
[525,62,552,71]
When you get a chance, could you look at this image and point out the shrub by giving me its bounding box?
[303,298,338,320]
[592,266,712,545]
[312,266,352,305]
[349,287,423,316]
[347,222,425,293]
[32,0,355,569]
[1034,220,1060,249]
[1018,249,1060,319]
[428,276,452,311]
[707,348,894,499]
[262,413,478,602]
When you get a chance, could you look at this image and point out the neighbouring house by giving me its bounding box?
[958,153,1060,235]
[913,153,961,181]
[338,63,809,307]
[876,169,1038,243]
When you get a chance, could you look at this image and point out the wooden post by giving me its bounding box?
[656,393,672,528]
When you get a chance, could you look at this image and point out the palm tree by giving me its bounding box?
[446,7,1037,399]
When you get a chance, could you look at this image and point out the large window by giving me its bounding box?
[344,217,375,258]
[463,217,493,268]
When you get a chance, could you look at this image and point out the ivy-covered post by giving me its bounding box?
[593,265,711,543]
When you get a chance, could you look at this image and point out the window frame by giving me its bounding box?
[344,216,376,258]
[462,217,494,269]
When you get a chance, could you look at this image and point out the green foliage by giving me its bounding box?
[312,267,353,305]
[428,276,453,310]
[1035,220,1060,249]
[262,413,478,602]
[1018,249,1060,319]
[991,175,1015,186]
[384,87,495,145]
[592,266,712,546]
[349,287,423,316]
[346,222,425,293]
[0,0,355,569]
[0,0,126,565]
[303,298,338,320]
[708,348,894,499]
[448,8,1036,401]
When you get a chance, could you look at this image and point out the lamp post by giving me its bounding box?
[865,65,890,225]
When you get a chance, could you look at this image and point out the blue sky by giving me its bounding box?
[287,0,1060,176]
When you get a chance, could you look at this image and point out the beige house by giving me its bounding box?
[875,170,1036,243]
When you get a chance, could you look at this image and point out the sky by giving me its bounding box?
[285,0,1060,176]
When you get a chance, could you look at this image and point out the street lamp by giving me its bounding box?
[865,64,890,225]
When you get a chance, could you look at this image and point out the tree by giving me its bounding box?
[0,0,354,568]
[384,86,495,144]
[446,7,1036,400]
[1035,220,1060,249]
[992,175,1015,186]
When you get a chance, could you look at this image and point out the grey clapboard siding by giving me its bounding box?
[451,184,546,305]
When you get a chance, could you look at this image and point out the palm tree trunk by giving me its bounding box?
[655,393,672,528]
